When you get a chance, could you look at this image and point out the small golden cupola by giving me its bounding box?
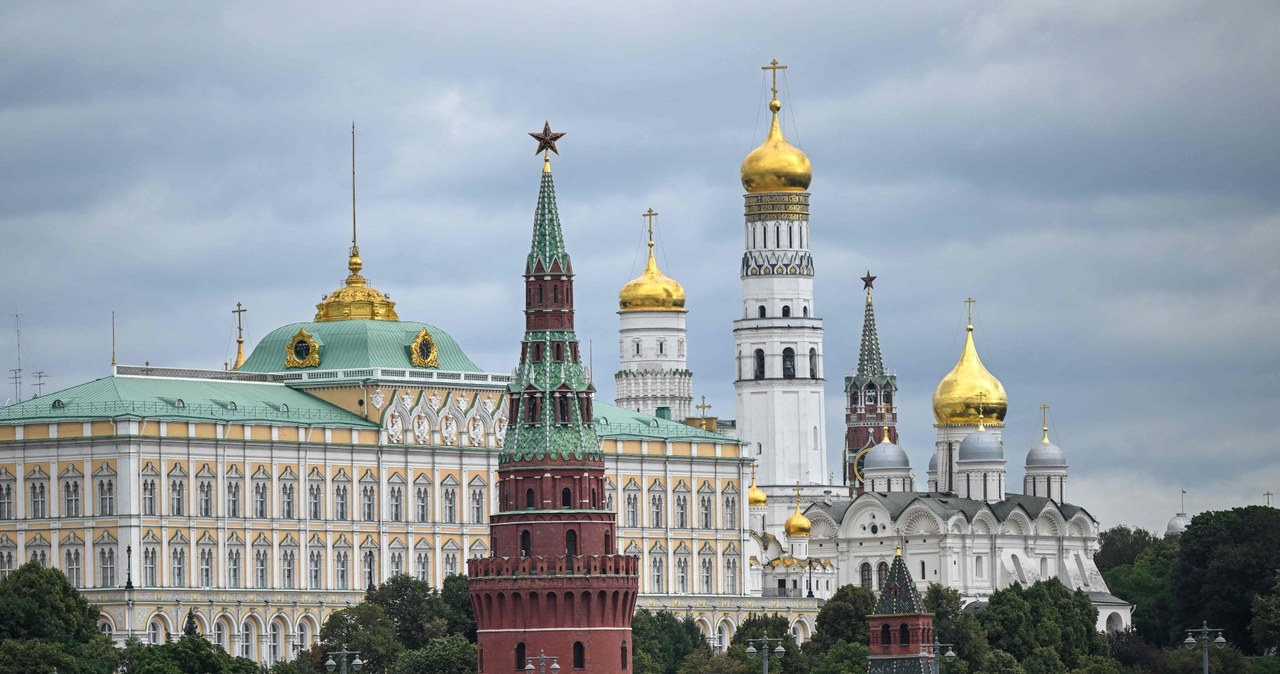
[314,124,399,323]
[618,209,686,312]
[740,59,812,194]
[783,484,811,538]
[932,299,1007,426]
[747,463,768,507]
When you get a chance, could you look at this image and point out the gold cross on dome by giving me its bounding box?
[1266,491,1274,507]
[696,395,712,417]
[964,297,976,326]
[762,58,787,100]
[232,302,246,339]
[643,208,659,249]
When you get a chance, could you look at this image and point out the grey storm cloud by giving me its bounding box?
[1,0,1278,532]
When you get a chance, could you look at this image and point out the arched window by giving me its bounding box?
[558,396,570,424]
[605,531,613,552]
[622,641,629,670]
[516,642,526,670]
[520,530,531,557]
[883,386,893,407]
[900,623,911,645]
[753,350,765,380]
[803,306,809,317]
[782,305,791,317]
[565,530,578,556]
[554,342,563,361]
[561,488,572,508]
[526,489,536,509]
[877,561,889,587]
[782,348,796,379]
[860,562,872,588]
[865,384,878,408]
[880,623,891,646]
[757,305,766,318]
[574,641,585,669]
[808,348,818,378]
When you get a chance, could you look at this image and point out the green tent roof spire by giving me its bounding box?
[856,278,885,378]
[526,168,572,274]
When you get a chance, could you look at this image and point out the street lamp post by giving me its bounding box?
[324,647,364,674]
[930,639,957,670]
[745,637,786,674]
[523,649,561,674]
[1183,621,1226,674]
[806,560,814,598]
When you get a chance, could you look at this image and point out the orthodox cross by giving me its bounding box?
[1040,403,1050,440]
[793,481,802,507]
[232,303,246,341]
[1265,491,1273,507]
[529,120,566,163]
[643,208,658,249]
[762,58,787,100]
[975,391,987,429]
[351,122,358,252]
[696,395,712,417]
[964,297,976,326]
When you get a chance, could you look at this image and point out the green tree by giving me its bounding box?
[1103,534,1180,645]
[979,580,1104,668]
[0,561,118,674]
[393,635,477,674]
[632,610,709,674]
[1154,644,1256,674]
[1105,629,1159,671]
[1022,646,1067,674]
[676,652,750,674]
[632,648,664,674]
[1252,570,1280,654]
[728,614,804,674]
[1173,505,1280,654]
[805,584,875,658]
[809,639,869,674]
[1067,655,1125,674]
[984,650,1027,674]
[366,574,449,650]
[319,603,404,673]
[978,584,1036,661]
[1095,525,1157,574]
[924,583,989,673]
[122,634,258,674]
[439,574,476,641]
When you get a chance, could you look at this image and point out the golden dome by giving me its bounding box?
[314,248,400,322]
[747,464,768,507]
[784,503,811,538]
[932,324,1007,426]
[740,98,812,194]
[619,241,686,312]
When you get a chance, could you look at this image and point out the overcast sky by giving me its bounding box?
[2,1,1277,532]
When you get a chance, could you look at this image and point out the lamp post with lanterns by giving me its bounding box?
[1183,621,1226,674]
[930,639,957,669]
[324,647,363,674]
[523,649,560,674]
[745,637,786,674]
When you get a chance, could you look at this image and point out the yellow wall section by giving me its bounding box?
[25,425,49,440]
[278,427,299,442]
[57,423,82,438]
[192,423,216,439]
[0,427,14,441]
[90,421,115,437]
[331,428,352,444]
[250,426,270,441]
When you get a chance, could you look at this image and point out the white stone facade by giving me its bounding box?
[615,309,693,420]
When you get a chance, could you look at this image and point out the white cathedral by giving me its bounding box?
[612,70,1132,633]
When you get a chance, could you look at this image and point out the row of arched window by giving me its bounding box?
[755,304,810,318]
[512,640,599,671]
[850,384,894,409]
[748,221,807,250]
[750,348,819,380]
[0,479,116,519]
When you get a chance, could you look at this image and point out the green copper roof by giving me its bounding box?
[0,375,375,427]
[238,320,480,373]
[526,169,571,273]
[594,401,738,444]
[856,291,885,379]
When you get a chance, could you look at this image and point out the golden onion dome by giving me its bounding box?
[747,465,768,507]
[784,504,811,538]
[932,323,1007,426]
[314,248,399,322]
[619,244,686,312]
[740,98,812,194]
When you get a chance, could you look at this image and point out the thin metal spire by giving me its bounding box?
[351,122,358,254]
[111,311,116,367]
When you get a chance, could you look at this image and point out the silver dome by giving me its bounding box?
[958,430,1004,462]
[863,441,910,471]
[1166,512,1191,536]
[1026,440,1067,468]
[927,451,938,472]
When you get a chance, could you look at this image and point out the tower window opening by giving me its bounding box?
[558,396,570,424]
[900,623,911,646]
[566,530,578,556]
[605,531,612,552]
[753,350,765,380]
[883,387,893,406]
[534,343,543,361]
[622,642,628,670]
[573,642,585,669]
[809,348,818,379]
[553,285,559,303]
[782,348,796,379]
[789,225,794,248]
[634,341,641,355]
[782,305,791,318]
[526,398,538,423]
[562,488,572,508]
[803,306,809,317]
[775,225,780,249]
[516,643,526,670]
[554,343,563,361]
[880,623,891,646]
[865,385,878,408]
[526,489,536,510]
[658,341,664,354]
[758,305,766,318]
[537,286,543,304]
[520,530,531,557]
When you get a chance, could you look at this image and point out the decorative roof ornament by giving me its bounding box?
[855,271,885,379]
[872,545,927,615]
[747,463,768,506]
[529,120,566,174]
[314,124,399,322]
[619,208,687,312]
[783,482,811,537]
[740,59,812,194]
[932,298,1007,426]
[231,302,247,370]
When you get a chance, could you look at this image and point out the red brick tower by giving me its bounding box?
[469,127,640,674]
[868,548,938,674]
[844,273,898,491]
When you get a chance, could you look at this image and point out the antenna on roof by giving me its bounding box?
[11,314,21,402]
[32,371,46,398]
[351,122,358,256]
[111,311,117,368]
